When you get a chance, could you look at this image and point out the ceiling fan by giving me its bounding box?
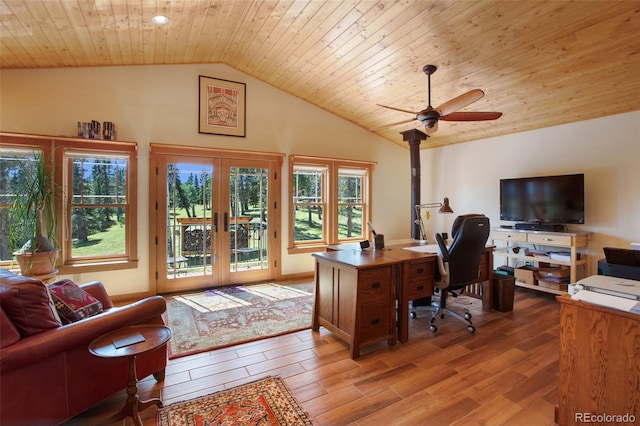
[372,64,502,134]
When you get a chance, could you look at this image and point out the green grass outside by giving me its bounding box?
[293,207,363,241]
[72,223,125,257]
[70,204,362,258]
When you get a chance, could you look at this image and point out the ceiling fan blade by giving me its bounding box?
[376,104,419,115]
[369,118,417,131]
[440,111,503,121]
[436,89,485,116]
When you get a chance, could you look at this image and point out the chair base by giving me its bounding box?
[410,290,477,333]
[428,306,476,333]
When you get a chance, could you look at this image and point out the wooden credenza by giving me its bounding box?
[491,228,591,294]
[312,250,401,359]
[555,295,640,425]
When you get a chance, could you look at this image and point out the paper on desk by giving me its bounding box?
[402,244,439,254]
[572,290,640,314]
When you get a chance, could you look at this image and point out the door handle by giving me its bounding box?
[213,212,218,232]
[224,212,228,232]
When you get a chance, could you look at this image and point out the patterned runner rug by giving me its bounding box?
[157,376,313,425]
[163,283,314,359]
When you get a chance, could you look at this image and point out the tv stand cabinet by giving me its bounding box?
[490,228,591,295]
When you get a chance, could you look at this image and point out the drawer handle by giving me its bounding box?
[417,268,424,274]
[371,318,380,325]
[543,238,553,241]
[417,285,424,291]
[371,282,380,289]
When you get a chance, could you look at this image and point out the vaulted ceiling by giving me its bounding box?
[1,1,639,149]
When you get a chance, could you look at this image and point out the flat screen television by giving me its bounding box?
[500,173,585,224]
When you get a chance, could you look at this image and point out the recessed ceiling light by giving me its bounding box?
[152,15,169,25]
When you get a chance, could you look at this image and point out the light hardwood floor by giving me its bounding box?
[65,285,560,425]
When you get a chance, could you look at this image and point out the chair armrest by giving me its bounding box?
[79,281,114,309]
[0,295,166,372]
[435,233,450,262]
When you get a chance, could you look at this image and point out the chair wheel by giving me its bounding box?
[410,311,416,319]
[429,324,437,332]
[467,325,476,333]
[464,312,472,320]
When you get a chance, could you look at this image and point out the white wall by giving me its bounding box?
[0,64,412,294]
[1,64,638,294]
[419,111,640,274]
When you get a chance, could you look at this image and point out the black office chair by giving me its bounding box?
[428,214,490,333]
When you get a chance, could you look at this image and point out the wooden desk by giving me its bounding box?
[555,295,640,425]
[312,250,401,358]
[323,242,494,345]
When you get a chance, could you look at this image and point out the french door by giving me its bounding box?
[150,145,282,294]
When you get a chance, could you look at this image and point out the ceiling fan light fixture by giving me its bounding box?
[417,109,439,128]
[152,15,169,25]
[424,119,438,129]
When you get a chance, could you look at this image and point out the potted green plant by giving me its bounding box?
[7,150,59,278]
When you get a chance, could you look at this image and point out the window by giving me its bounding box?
[0,132,137,272]
[289,155,374,252]
[0,146,47,262]
[337,167,366,240]
[292,164,326,244]
[63,151,133,265]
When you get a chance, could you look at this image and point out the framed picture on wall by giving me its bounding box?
[199,75,246,137]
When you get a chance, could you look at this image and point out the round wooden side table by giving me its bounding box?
[89,324,172,426]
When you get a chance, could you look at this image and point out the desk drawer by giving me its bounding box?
[491,230,527,243]
[405,280,433,300]
[358,301,392,342]
[358,266,392,302]
[527,233,572,246]
[407,260,434,284]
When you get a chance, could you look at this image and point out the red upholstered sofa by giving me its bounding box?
[0,269,168,425]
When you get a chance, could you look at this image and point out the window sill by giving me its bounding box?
[287,245,329,255]
[59,260,139,274]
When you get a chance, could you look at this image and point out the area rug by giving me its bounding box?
[157,376,313,426]
[163,283,314,359]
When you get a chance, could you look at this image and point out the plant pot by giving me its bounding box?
[14,249,60,278]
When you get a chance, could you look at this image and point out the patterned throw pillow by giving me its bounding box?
[48,279,103,324]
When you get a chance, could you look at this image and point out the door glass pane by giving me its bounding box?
[229,167,268,272]
[166,163,213,279]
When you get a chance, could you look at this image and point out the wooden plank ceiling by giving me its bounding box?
[1,0,639,149]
